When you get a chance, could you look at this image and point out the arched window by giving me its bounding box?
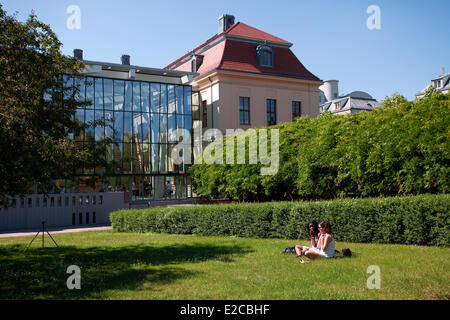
[256,45,273,68]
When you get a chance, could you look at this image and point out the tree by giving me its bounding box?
[0,6,110,204]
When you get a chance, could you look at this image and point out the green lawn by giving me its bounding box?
[0,230,449,300]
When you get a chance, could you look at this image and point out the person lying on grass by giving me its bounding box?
[295,220,320,256]
[298,221,335,263]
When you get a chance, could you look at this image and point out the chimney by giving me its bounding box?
[218,14,235,34]
[121,55,130,66]
[442,67,446,75]
[73,49,83,60]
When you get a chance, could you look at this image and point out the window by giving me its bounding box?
[256,45,273,68]
[292,101,301,120]
[335,102,341,110]
[266,99,277,126]
[202,100,208,128]
[239,97,250,125]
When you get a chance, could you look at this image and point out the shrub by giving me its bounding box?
[110,194,450,246]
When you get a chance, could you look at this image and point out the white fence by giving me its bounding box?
[0,192,128,231]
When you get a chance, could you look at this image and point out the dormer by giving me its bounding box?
[256,44,273,68]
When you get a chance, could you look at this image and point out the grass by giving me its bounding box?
[0,230,449,300]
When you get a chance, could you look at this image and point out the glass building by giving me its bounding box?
[62,54,200,203]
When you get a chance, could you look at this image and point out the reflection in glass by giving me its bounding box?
[123,143,132,172]
[75,109,85,142]
[161,84,168,113]
[123,112,132,143]
[168,113,176,143]
[114,80,124,111]
[184,86,192,114]
[168,85,176,113]
[113,143,123,172]
[151,83,160,113]
[86,77,94,109]
[105,110,114,139]
[95,110,104,141]
[176,85,184,114]
[114,112,123,142]
[151,113,160,144]
[104,79,113,110]
[141,113,150,143]
[75,77,85,103]
[85,109,95,143]
[151,144,159,172]
[160,113,168,144]
[159,143,167,173]
[141,83,150,113]
[132,113,142,143]
[94,78,103,110]
[132,82,141,112]
[125,81,132,111]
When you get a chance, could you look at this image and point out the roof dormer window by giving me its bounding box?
[256,44,273,68]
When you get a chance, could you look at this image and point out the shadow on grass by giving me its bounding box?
[0,242,252,299]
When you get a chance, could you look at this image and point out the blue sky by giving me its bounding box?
[2,0,449,101]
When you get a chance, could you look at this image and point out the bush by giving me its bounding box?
[189,93,450,201]
[110,194,450,246]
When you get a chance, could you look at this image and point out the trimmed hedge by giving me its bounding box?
[110,194,450,246]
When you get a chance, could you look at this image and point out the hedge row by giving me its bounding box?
[110,194,450,246]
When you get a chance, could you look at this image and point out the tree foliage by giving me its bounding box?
[0,6,110,203]
[189,92,450,201]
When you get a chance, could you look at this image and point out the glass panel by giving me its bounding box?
[132,81,141,112]
[106,143,114,173]
[141,113,150,143]
[104,79,113,110]
[75,109,85,142]
[132,113,142,143]
[151,113,160,144]
[85,109,95,143]
[123,112,132,143]
[151,83,161,113]
[105,110,114,139]
[168,113,176,143]
[123,143,132,172]
[124,81,132,111]
[113,112,123,142]
[143,144,150,173]
[168,85,176,114]
[159,143,167,173]
[184,86,192,114]
[143,176,152,199]
[151,144,159,173]
[85,77,94,109]
[94,78,103,110]
[141,83,150,113]
[95,110,104,141]
[160,84,168,114]
[185,115,192,143]
[75,76,85,103]
[114,143,123,172]
[177,115,184,143]
[176,85,184,114]
[159,113,168,144]
[132,143,143,173]
[114,80,125,111]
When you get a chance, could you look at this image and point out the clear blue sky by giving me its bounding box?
[2,0,449,101]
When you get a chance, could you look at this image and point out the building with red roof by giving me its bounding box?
[165,14,322,135]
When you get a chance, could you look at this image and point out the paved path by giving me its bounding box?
[0,225,112,238]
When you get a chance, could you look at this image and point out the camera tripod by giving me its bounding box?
[23,221,59,253]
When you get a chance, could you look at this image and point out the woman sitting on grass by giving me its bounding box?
[301,221,335,262]
[295,221,320,256]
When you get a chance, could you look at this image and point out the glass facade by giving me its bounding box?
[65,76,196,202]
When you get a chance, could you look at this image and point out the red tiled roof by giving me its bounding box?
[165,22,320,82]
[226,22,292,45]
